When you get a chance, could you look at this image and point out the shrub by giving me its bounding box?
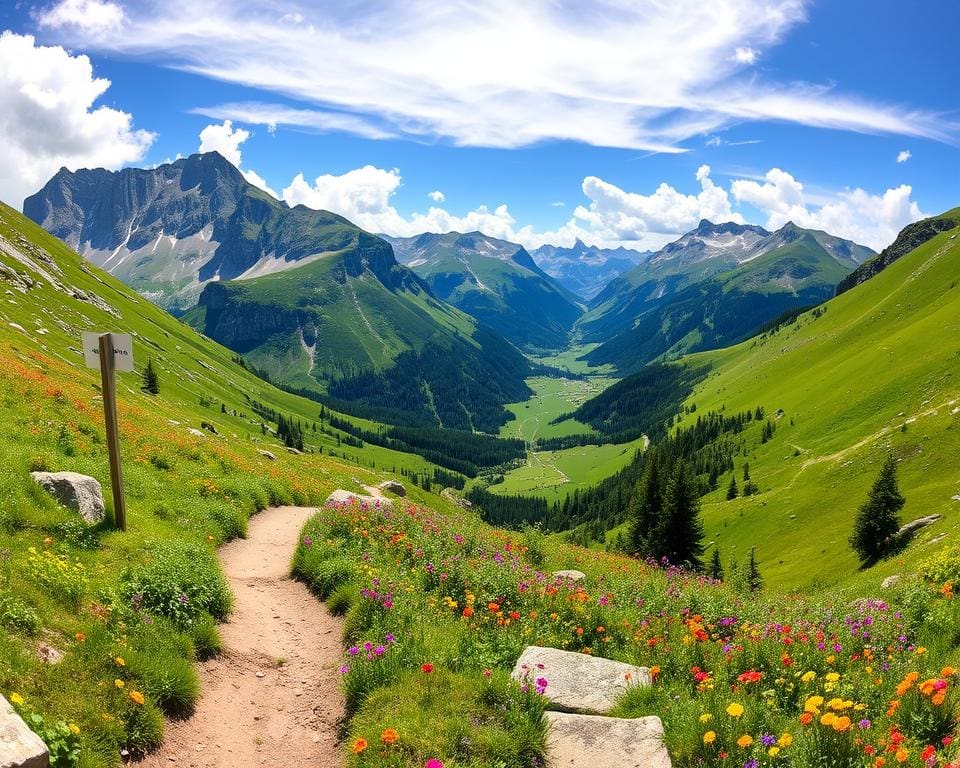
[920,545,960,585]
[327,581,357,616]
[26,547,88,610]
[0,592,41,634]
[520,524,546,568]
[128,649,199,717]
[120,541,231,628]
[123,699,165,754]
[190,613,224,659]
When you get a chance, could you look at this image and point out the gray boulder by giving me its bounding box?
[0,694,49,768]
[325,489,392,508]
[257,450,277,461]
[553,570,586,582]
[545,711,671,768]
[512,646,650,714]
[377,480,406,496]
[881,575,902,590]
[31,471,104,524]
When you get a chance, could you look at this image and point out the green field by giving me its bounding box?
[499,375,615,441]
[486,436,647,503]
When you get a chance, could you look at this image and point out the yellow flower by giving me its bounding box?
[699,713,713,723]
[69,723,80,736]
[703,730,716,744]
[824,672,840,682]
[768,746,780,757]
[737,734,754,748]
[804,695,824,712]
[801,671,816,683]
[114,657,126,667]
[820,712,837,727]
[726,702,745,717]
[129,690,145,706]
[9,693,24,706]
[114,679,125,689]
[778,732,794,747]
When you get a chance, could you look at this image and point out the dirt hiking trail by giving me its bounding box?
[140,506,344,768]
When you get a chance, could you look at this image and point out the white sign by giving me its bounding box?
[82,332,135,372]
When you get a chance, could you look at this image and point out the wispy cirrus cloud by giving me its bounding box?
[34,0,957,150]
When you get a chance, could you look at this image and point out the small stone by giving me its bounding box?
[258,450,277,461]
[881,575,901,590]
[377,480,407,496]
[325,489,392,508]
[255,671,265,679]
[552,570,586,582]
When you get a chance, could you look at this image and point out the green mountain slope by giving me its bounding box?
[582,228,863,371]
[667,211,960,588]
[385,231,583,350]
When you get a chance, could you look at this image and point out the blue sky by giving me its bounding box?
[1,0,957,251]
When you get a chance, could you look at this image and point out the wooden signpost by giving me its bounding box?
[82,332,133,532]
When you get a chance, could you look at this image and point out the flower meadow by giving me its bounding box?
[295,498,960,768]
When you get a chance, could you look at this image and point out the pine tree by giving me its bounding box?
[653,460,705,569]
[850,455,905,565]
[141,358,160,395]
[726,474,739,500]
[626,457,663,557]
[708,547,724,581]
[743,462,751,482]
[746,546,763,592]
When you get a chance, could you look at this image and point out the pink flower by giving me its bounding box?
[425,760,444,768]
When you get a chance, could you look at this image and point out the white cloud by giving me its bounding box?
[198,120,249,167]
[551,201,565,207]
[427,190,445,202]
[42,0,957,150]
[0,32,153,207]
[37,0,124,35]
[190,102,394,141]
[731,168,924,249]
[897,150,912,163]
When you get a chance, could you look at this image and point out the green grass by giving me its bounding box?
[485,436,646,504]
[499,376,613,441]
[665,210,960,590]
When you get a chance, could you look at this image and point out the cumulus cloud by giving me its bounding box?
[37,0,124,35]
[0,32,154,207]
[427,190,445,203]
[731,168,923,249]
[897,150,912,163]
[196,120,277,197]
[40,0,956,150]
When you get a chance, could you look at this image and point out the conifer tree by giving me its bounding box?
[708,547,724,581]
[850,455,905,565]
[743,462,751,482]
[653,459,705,569]
[746,546,763,591]
[626,457,663,557]
[726,474,739,500]
[141,358,160,395]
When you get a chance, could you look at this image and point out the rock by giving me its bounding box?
[888,514,942,545]
[187,428,206,438]
[377,480,406,497]
[881,575,901,590]
[952,495,960,501]
[512,646,650,715]
[325,490,392,508]
[553,570,586,582]
[544,711,671,768]
[286,447,303,455]
[257,450,277,461]
[200,421,220,435]
[36,644,63,665]
[0,694,49,768]
[30,471,104,524]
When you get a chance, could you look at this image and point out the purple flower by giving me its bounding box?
[858,719,872,730]
[535,677,548,695]
[761,734,776,747]
[347,646,359,656]
[338,665,349,675]
[302,536,313,548]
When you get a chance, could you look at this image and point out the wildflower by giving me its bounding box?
[421,663,434,674]
[69,723,80,736]
[114,679,125,689]
[75,632,86,643]
[352,738,368,754]
[778,733,793,747]
[703,730,717,744]
[767,746,780,757]
[699,713,713,723]
[726,702,744,717]
[9,693,24,706]
[535,677,548,695]
[115,657,125,667]
[425,760,444,768]
[381,728,399,745]
[737,734,754,748]
[129,690,145,705]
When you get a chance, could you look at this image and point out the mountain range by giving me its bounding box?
[576,219,875,371]
[529,239,651,299]
[384,231,582,349]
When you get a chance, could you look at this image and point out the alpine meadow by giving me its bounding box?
[1,3,959,768]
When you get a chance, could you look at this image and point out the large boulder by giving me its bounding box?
[512,646,650,714]
[30,471,104,524]
[0,694,49,768]
[553,570,586,582]
[377,480,407,497]
[325,489,392,508]
[545,712,671,768]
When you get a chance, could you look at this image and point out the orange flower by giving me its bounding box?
[129,690,145,705]
[832,716,851,732]
[380,728,399,745]
[799,712,813,726]
[352,738,368,754]
[462,606,474,618]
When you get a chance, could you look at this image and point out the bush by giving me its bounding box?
[0,592,41,634]
[120,541,231,628]
[123,699,165,753]
[128,649,199,717]
[26,547,88,610]
[920,545,960,584]
[190,613,224,659]
[327,581,357,616]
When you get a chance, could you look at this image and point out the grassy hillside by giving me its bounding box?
[667,212,960,589]
[0,200,473,766]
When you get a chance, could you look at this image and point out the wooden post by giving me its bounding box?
[98,333,127,532]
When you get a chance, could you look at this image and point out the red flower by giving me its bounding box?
[421,663,434,674]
